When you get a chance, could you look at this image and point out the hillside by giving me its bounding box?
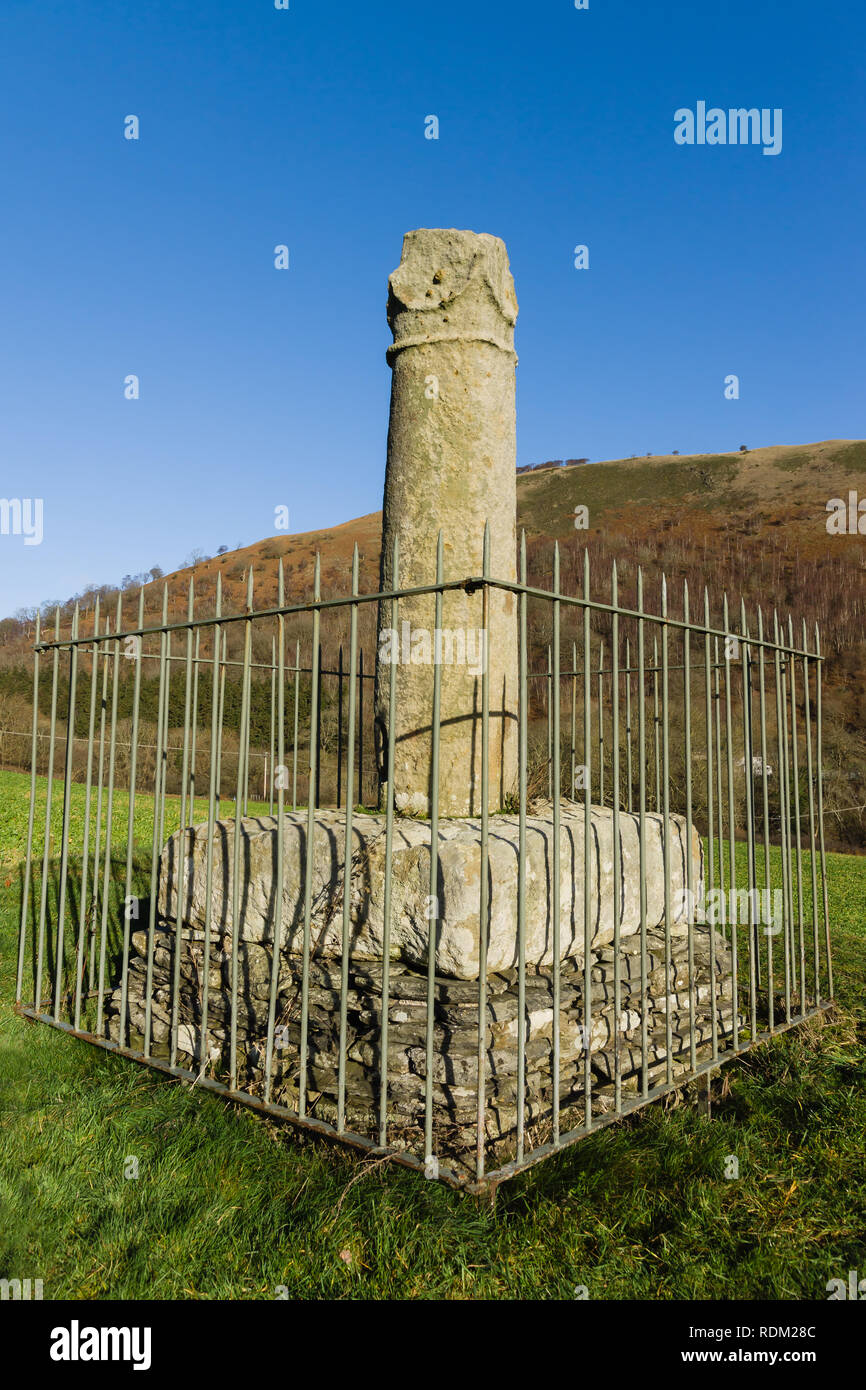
[4,439,864,631]
[2,439,865,847]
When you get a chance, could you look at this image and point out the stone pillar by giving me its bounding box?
[376,228,519,817]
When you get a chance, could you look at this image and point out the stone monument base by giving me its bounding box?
[105,915,736,1177]
[99,801,731,1174]
[157,802,704,980]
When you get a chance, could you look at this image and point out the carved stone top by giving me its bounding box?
[386,228,518,364]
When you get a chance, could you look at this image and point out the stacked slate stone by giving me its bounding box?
[105,916,737,1177]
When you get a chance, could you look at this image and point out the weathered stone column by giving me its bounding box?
[376,228,519,817]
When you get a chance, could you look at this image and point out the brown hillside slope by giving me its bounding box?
[3,439,863,634]
[2,439,864,848]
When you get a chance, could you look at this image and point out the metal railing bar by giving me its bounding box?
[425,533,445,1169]
[757,608,773,1026]
[53,604,79,1018]
[144,587,170,1057]
[337,547,360,1134]
[264,563,287,1105]
[199,571,223,1070]
[87,614,111,996]
[15,611,41,1005]
[637,569,649,1099]
[773,611,792,1024]
[298,556,321,1119]
[32,577,825,662]
[722,595,739,1050]
[170,580,196,1069]
[72,599,100,1029]
[815,624,833,1001]
[475,524,491,1178]
[118,590,145,1047]
[740,603,758,1041]
[683,582,696,1074]
[229,571,255,1088]
[660,580,673,1083]
[787,614,807,1016]
[551,543,563,1138]
[582,549,593,1126]
[96,600,122,1035]
[611,560,622,1111]
[802,621,821,1009]
[703,590,718,1063]
[379,535,400,1151]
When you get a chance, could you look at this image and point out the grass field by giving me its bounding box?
[1,768,864,1299]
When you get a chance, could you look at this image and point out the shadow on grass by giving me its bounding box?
[17,854,151,1029]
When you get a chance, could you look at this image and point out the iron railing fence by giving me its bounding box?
[14,533,833,1193]
[4,635,377,813]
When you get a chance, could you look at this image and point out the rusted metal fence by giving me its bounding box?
[14,535,833,1192]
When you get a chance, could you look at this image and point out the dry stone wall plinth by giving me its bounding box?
[107,912,736,1174]
[114,800,733,1166]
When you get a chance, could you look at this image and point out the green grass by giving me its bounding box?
[0,767,274,871]
[831,441,866,473]
[772,452,813,473]
[518,454,741,535]
[1,770,864,1299]
[773,442,866,476]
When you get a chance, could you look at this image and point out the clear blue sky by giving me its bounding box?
[1,0,863,616]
